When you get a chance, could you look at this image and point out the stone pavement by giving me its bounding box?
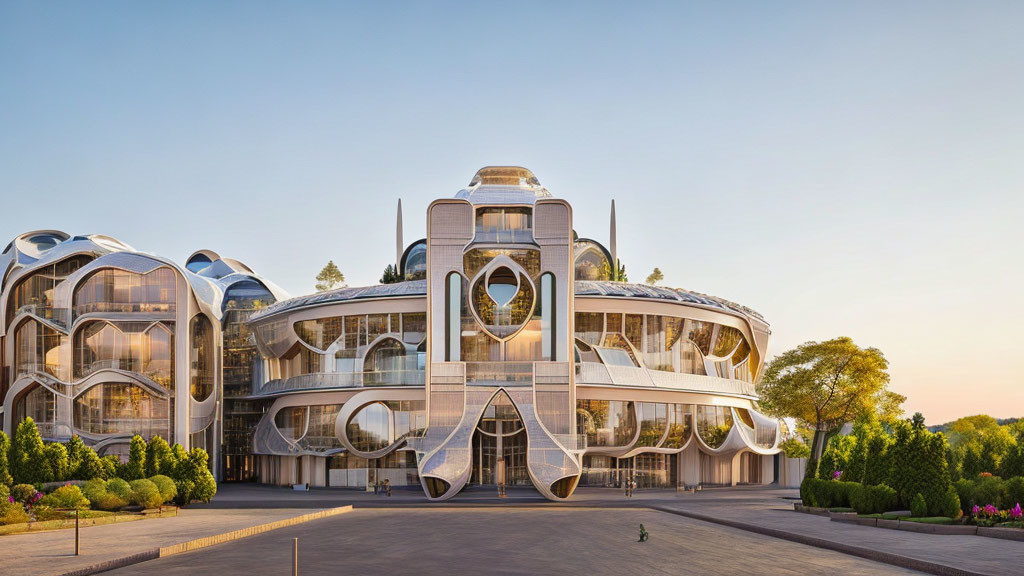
[107,507,922,576]
[0,507,316,576]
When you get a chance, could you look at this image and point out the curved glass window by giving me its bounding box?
[190,315,214,401]
[573,240,612,281]
[401,313,426,344]
[298,404,343,451]
[14,320,64,380]
[15,385,56,436]
[445,273,462,361]
[294,317,344,351]
[575,313,603,347]
[577,400,636,448]
[710,326,745,359]
[73,321,175,387]
[636,403,668,447]
[696,405,734,449]
[185,254,212,273]
[73,267,176,317]
[346,402,392,452]
[402,241,427,281]
[663,404,693,448]
[5,255,92,324]
[74,382,169,438]
[274,406,307,441]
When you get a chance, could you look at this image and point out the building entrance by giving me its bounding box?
[472,391,529,486]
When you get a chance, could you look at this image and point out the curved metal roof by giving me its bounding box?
[251,279,764,325]
[454,166,552,205]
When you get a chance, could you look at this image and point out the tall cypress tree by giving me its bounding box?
[11,418,46,484]
[0,430,12,486]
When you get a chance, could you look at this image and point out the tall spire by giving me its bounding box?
[396,198,404,271]
[610,199,618,281]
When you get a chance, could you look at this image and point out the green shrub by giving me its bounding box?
[129,479,163,509]
[38,485,89,510]
[43,443,69,482]
[148,475,177,504]
[76,449,105,480]
[10,418,48,484]
[0,484,9,502]
[81,479,107,504]
[0,502,29,525]
[910,493,928,518]
[121,436,147,481]
[12,484,37,504]
[939,486,961,519]
[0,431,13,486]
[106,478,132,502]
[1001,476,1024,509]
[955,478,976,512]
[973,475,1005,507]
[172,448,217,505]
[145,437,176,477]
[851,483,897,515]
[92,492,128,512]
[100,455,119,480]
[780,438,810,459]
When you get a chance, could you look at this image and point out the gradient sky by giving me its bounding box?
[2,2,1021,424]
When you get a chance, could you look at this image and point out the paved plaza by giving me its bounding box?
[107,507,920,576]
[2,485,1022,576]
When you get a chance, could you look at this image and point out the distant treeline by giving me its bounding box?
[930,417,1020,434]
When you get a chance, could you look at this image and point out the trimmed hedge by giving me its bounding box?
[850,483,897,514]
[800,478,861,508]
[38,485,89,510]
[129,479,163,509]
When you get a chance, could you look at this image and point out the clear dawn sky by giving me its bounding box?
[1,2,1021,424]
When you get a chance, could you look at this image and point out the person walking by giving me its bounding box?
[384,478,392,497]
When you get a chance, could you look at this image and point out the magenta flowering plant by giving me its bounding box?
[984,504,999,516]
[832,470,842,480]
[6,496,12,504]
[1012,503,1023,520]
[971,505,981,516]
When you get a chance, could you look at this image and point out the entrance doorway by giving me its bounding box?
[472,391,529,486]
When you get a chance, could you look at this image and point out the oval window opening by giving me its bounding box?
[486,267,518,307]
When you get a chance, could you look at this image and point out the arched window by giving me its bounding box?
[190,315,214,401]
[540,272,556,361]
[445,272,462,361]
[74,382,169,439]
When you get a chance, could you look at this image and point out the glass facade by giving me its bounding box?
[14,319,65,380]
[73,321,174,387]
[15,385,56,436]
[72,267,176,317]
[5,255,92,323]
[74,382,170,439]
[577,400,636,447]
[696,405,734,449]
[189,315,214,401]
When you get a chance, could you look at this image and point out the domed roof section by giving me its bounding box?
[454,166,552,205]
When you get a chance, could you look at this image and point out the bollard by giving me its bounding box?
[293,537,299,576]
[75,508,80,556]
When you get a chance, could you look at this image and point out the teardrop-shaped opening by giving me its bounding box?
[486,266,518,307]
[423,476,451,499]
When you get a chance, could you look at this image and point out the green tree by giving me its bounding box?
[0,431,12,486]
[145,436,176,477]
[315,260,346,292]
[65,436,89,479]
[173,448,217,505]
[380,264,400,284]
[43,443,69,482]
[120,435,147,480]
[817,434,856,480]
[757,337,904,461]
[645,267,664,285]
[945,415,1015,477]
[10,418,47,484]
[77,448,105,480]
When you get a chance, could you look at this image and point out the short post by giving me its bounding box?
[75,508,80,556]
[292,537,298,576]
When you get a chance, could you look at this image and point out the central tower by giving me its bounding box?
[417,167,581,500]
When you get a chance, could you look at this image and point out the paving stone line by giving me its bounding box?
[649,505,989,576]
[55,506,353,576]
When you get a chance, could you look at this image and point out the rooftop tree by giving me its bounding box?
[315,260,346,292]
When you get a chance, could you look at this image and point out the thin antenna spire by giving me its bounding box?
[610,199,617,281]
[396,198,404,270]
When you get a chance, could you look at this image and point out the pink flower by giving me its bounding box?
[6,496,12,504]
[832,470,842,480]
[1012,503,1023,520]
[971,505,981,516]
[984,504,999,516]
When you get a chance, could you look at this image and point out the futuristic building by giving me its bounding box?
[0,231,287,478]
[245,167,781,500]
[0,167,780,498]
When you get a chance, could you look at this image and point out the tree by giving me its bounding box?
[121,435,147,480]
[173,448,217,505]
[65,436,89,479]
[145,436,176,477]
[757,337,904,461]
[10,418,47,484]
[0,431,12,486]
[945,415,1015,477]
[43,443,69,482]
[380,264,400,284]
[645,267,664,285]
[315,261,346,292]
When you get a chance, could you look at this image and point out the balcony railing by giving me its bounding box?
[465,362,533,386]
[257,369,426,396]
[575,362,757,397]
[73,302,175,317]
[473,228,535,244]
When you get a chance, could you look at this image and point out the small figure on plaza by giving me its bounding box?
[638,524,649,543]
